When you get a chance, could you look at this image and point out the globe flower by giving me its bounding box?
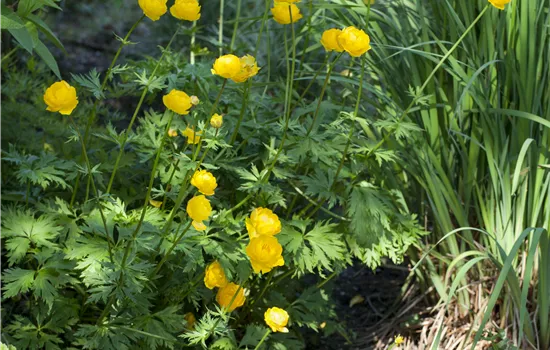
[191,170,217,196]
[186,195,212,230]
[271,2,302,24]
[43,81,79,115]
[394,334,405,345]
[181,127,201,144]
[246,207,281,239]
[488,0,511,9]
[170,0,201,21]
[264,307,289,333]
[337,26,372,57]
[204,261,228,289]
[211,54,241,79]
[216,282,246,311]
[190,95,200,105]
[184,312,196,330]
[231,55,261,83]
[168,128,178,137]
[210,113,223,128]
[320,29,344,52]
[163,89,193,115]
[246,235,284,274]
[138,0,168,21]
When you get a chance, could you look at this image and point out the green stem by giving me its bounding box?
[229,0,242,52]
[25,180,30,208]
[250,271,274,308]
[366,5,490,157]
[229,81,251,145]
[70,15,144,207]
[106,25,181,193]
[304,52,343,136]
[218,0,224,55]
[254,330,271,350]
[150,221,193,277]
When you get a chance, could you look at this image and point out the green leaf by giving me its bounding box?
[2,268,35,298]
[71,69,104,99]
[239,324,268,348]
[26,13,65,52]
[1,6,25,29]
[7,27,34,53]
[17,0,61,17]
[34,39,61,79]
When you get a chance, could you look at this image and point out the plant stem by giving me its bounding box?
[25,180,30,208]
[229,0,242,52]
[254,329,271,350]
[304,52,343,136]
[70,15,144,207]
[229,81,251,145]
[106,25,181,193]
[218,0,224,55]
[150,221,193,277]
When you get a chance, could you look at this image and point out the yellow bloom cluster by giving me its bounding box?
[212,54,260,83]
[186,194,212,231]
[216,282,246,311]
[191,170,217,196]
[264,307,290,333]
[170,0,201,21]
[139,0,202,21]
[163,89,193,115]
[245,208,285,274]
[321,27,371,57]
[488,0,511,10]
[43,81,79,115]
[271,0,303,24]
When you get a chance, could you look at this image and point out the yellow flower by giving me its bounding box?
[191,170,217,196]
[168,128,178,137]
[190,95,200,105]
[181,127,201,144]
[231,55,261,83]
[337,26,372,57]
[204,261,228,289]
[170,0,201,21]
[264,307,289,333]
[186,195,212,229]
[271,2,302,24]
[210,113,223,128]
[320,29,344,52]
[216,282,246,311]
[138,0,168,21]
[246,235,284,274]
[163,89,193,115]
[211,54,241,79]
[43,81,79,115]
[149,199,162,208]
[246,207,281,239]
[394,334,405,345]
[184,312,196,330]
[488,0,511,10]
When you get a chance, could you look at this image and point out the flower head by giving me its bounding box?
[271,2,302,24]
[216,282,246,311]
[246,235,284,274]
[170,0,201,21]
[204,261,228,289]
[394,334,405,345]
[181,127,201,144]
[186,195,212,229]
[138,0,168,21]
[246,207,281,239]
[163,89,193,115]
[321,29,344,52]
[190,95,200,105]
[488,0,511,9]
[184,312,196,330]
[337,26,371,57]
[168,128,178,137]
[264,307,289,333]
[43,81,79,115]
[191,170,217,196]
[211,54,241,79]
[231,55,261,83]
[210,113,223,128]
